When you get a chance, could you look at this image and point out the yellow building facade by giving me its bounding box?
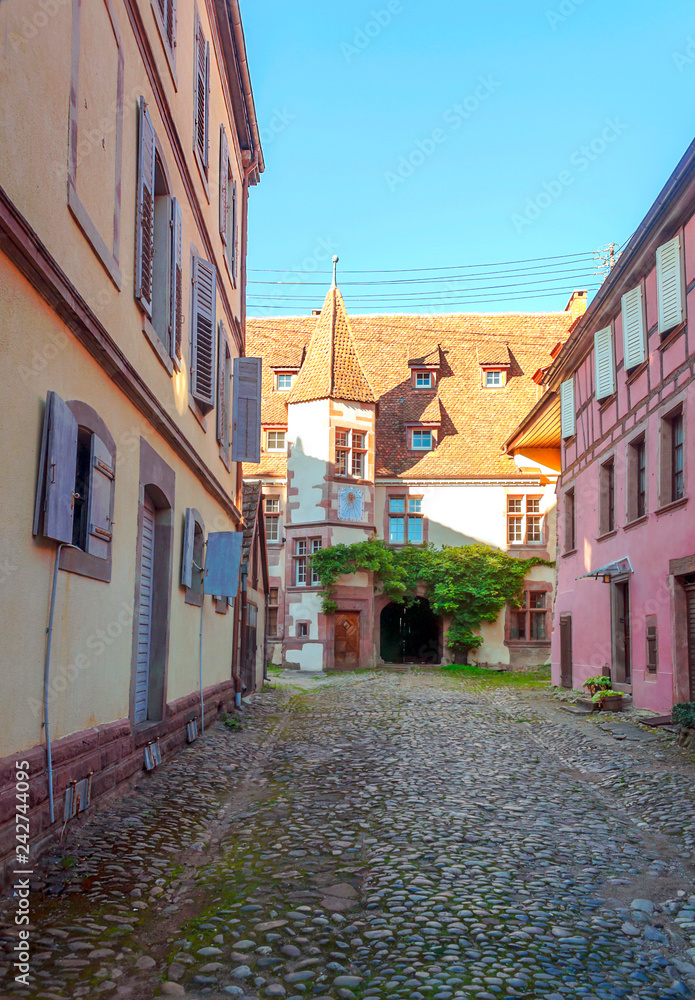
[0,0,263,870]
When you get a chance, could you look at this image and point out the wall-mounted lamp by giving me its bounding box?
[602,573,612,584]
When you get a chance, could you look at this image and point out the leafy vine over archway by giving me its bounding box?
[310,540,551,653]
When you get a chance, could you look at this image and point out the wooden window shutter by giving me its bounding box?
[135,98,156,317]
[216,322,231,449]
[181,508,196,588]
[560,378,575,439]
[169,197,183,361]
[231,179,238,283]
[621,285,645,371]
[594,326,615,401]
[33,391,79,543]
[203,42,210,168]
[219,125,229,243]
[191,255,217,410]
[656,234,684,334]
[86,435,115,559]
[166,0,176,49]
[646,616,658,673]
[194,13,209,169]
[231,357,262,463]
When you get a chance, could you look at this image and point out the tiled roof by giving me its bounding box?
[242,480,261,562]
[244,301,574,479]
[477,341,512,366]
[288,288,375,405]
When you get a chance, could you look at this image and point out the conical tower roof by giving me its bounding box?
[287,287,375,405]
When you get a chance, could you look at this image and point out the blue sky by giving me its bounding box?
[242,0,695,316]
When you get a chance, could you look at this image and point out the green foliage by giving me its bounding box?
[583,675,613,694]
[672,702,695,729]
[310,539,551,653]
[591,689,624,703]
[223,715,242,730]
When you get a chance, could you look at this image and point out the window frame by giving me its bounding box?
[275,372,295,391]
[264,495,281,543]
[627,434,647,522]
[412,369,435,390]
[334,428,368,479]
[410,427,435,452]
[151,0,177,81]
[599,458,616,535]
[484,369,504,388]
[659,404,686,508]
[267,587,279,636]
[293,537,322,587]
[506,495,544,547]
[265,428,287,453]
[508,589,550,645]
[564,487,576,553]
[388,495,425,545]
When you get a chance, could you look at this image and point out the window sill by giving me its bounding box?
[656,495,688,516]
[597,393,617,412]
[625,360,648,385]
[143,316,174,375]
[214,596,229,615]
[658,322,686,351]
[623,514,649,531]
[505,640,551,648]
[562,548,578,558]
[194,145,210,202]
[188,396,208,432]
[218,442,231,472]
[132,719,168,744]
[59,547,112,583]
[184,589,203,607]
[596,528,619,542]
[334,475,371,485]
[266,541,284,548]
[286,586,323,593]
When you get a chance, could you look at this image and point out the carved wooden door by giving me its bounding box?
[335,612,360,667]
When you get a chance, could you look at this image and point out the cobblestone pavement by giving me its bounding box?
[2,670,695,1000]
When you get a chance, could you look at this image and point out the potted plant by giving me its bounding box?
[673,703,695,748]
[583,675,613,696]
[592,689,625,712]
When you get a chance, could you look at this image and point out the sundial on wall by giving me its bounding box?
[338,485,365,521]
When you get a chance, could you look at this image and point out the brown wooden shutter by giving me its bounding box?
[170,197,183,361]
[166,0,176,48]
[33,392,79,543]
[231,357,262,463]
[135,98,156,316]
[86,435,115,559]
[645,616,658,674]
[194,17,209,168]
[191,255,217,410]
[219,125,229,243]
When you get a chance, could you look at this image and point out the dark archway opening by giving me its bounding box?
[380,598,441,664]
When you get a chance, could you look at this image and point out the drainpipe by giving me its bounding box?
[44,542,77,824]
[195,544,207,733]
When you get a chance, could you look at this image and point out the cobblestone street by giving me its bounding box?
[2,670,695,1000]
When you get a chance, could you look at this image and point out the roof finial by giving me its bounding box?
[331,255,339,289]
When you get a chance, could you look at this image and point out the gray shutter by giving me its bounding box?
[560,378,575,439]
[166,0,176,48]
[203,41,210,169]
[593,325,615,400]
[231,179,238,283]
[181,507,195,588]
[216,322,229,445]
[204,531,243,598]
[656,235,684,334]
[621,285,645,370]
[170,197,183,361]
[135,98,156,316]
[231,357,262,463]
[86,435,115,559]
[191,255,217,409]
[193,13,200,151]
[219,126,229,242]
[41,392,78,543]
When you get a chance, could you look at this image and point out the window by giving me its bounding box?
[599,459,616,534]
[335,429,367,478]
[265,496,280,543]
[507,496,544,546]
[181,508,205,606]
[389,497,424,544]
[411,428,434,451]
[565,488,576,552]
[660,407,685,506]
[510,590,549,643]
[194,10,210,171]
[298,622,309,638]
[311,538,322,585]
[266,429,286,452]
[276,373,295,391]
[268,588,279,635]
[294,539,307,585]
[646,616,658,673]
[485,370,503,388]
[413,371,433,389]
[628,435,647,521]
[33,394,116,579]
[219,125,237,283]
[135,99,183,367]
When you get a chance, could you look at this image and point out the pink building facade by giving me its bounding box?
[545,140,695,713]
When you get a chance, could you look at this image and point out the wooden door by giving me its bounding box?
[335,612,360,667]
[560,615,572,689]
[687,586,695,701]
[134,495,155,723]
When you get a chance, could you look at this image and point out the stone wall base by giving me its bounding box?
[0,680,234,882]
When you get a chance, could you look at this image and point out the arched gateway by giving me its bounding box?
[380,598,441,664]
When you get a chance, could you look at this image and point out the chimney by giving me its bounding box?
[565,289,588,321]
[311,309,321,316]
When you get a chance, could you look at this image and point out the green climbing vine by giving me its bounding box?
[310,539,552,654]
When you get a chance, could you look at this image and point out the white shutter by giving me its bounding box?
[169,197,183,361]
[219,125,229,242]
[560,378,575,439]
[621,285,645,371]
[191,255,217,410]
[135,98,156,316]
[231,357,262,463]
[594,325,615,400]
[656,234,684,334]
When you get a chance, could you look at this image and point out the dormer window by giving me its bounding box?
[485,369,504,388]
[276,372,295,391]
[410,428,435,451]
[413,370,435,389]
